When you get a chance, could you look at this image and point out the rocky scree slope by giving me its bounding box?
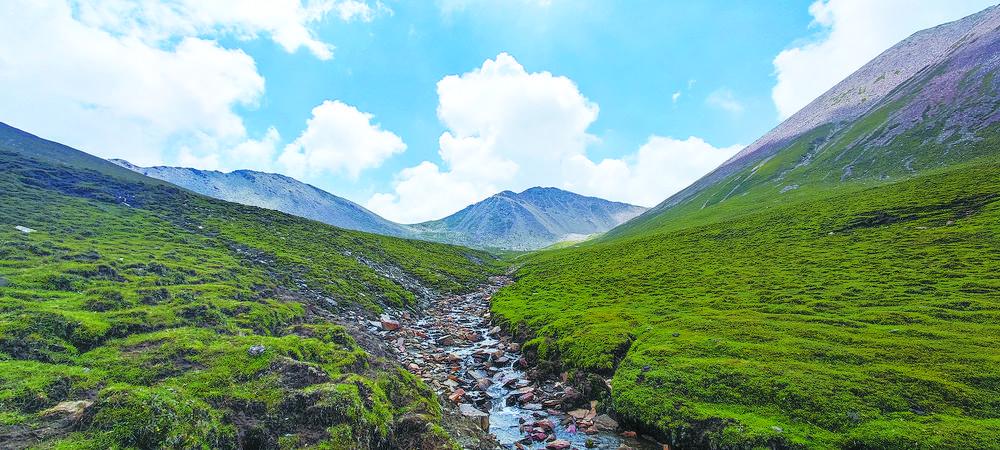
[410,187,647,251]
[110,159,411,238]
[0,122,501,449]
[493,6,1000,449]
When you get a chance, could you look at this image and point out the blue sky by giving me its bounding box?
[1,0,995,222]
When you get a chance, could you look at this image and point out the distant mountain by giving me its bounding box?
[617,4,1000,235]
[109,160,410,237]
[410,187,647,250]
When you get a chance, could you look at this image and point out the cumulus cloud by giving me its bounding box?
[279,100,407,179]
[563,136,742,207]
[706,88,744,114]
[672,91,682,103]
[368,53,739,223]
[772,0,996,119]
[0,0,381,167]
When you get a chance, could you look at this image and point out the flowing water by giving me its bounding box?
[395,277,660,449]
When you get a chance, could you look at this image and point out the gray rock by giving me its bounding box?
[593,414,619,431]
[247,344,266,356]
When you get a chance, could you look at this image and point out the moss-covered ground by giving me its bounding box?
[493,144,1000,448]
[0,128,501,448]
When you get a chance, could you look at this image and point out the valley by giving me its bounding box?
[1,3,1000,450]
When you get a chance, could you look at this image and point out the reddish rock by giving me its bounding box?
[622,431,637,438]
[546,440,571,450]
[381,318,400,331]
[448,388,466,403]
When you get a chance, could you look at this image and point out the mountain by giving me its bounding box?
[0,121,499,448]
[409,187,647,250]
[109,160,410,238]
[492,6,1000,449]
[620,4,1000,234]
[104,161,645,250]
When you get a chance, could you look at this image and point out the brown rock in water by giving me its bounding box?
[448,388,466,403]
[546,439,571,450]
[621,430,637,438]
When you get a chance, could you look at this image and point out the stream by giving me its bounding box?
[379,276,660,450]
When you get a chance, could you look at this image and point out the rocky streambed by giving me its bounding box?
[371,276,661,450]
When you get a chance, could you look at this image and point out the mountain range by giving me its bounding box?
[109,160,646,251]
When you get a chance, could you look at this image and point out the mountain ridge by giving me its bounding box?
[108,159,411,238]
[614,4,1000,236]
[111,159,647,251]
[410,186,647,250]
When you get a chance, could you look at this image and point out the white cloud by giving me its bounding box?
[672,91,682,103]
[368,53,739,223]
[0,0,382,168]
[772,0,996,119]
[706,88,744,114]
[279,100,407,179]
[563,136,742,207]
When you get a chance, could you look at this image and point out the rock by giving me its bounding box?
[509,342,520,351]
[380,315,401,331]
[621,431,637,438]
[546,440,571,450]
[459,403,490,431]
[448,388,466,403]
[0,276,7,287]
[534,419,555,431]
[568,408,589,420]
[593,414,619,431]
[14,225,35,233]
[40,400,92,421]
[247,344,266,356]
[523,403,543,410]
[490,326,501,335]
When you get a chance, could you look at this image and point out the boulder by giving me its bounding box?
[458,403,490,431]
[593,414,619,431]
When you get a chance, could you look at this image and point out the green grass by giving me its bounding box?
[0,131,499,448]
[493,149,1000,448]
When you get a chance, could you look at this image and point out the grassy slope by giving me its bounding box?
[0,132,500,448]
[493,128,1000,448]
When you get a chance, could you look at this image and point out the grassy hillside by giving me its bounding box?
[0,126,500,448]
[493,146,1000,448]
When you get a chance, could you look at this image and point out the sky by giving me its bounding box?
[0,0,996,223]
